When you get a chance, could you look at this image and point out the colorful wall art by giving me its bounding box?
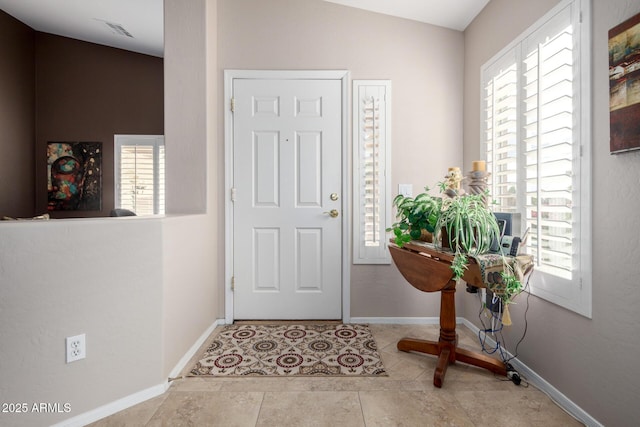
[609,11,640,153]
[47,142,102,211]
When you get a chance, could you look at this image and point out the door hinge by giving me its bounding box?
[230,97,235,112]
[231,187,237,202]
[231,276,235,291]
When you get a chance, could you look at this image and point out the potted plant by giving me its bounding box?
[434,189,525,309]
[387,188,442,247]
[388,182,525,306]
[434,190,502,279]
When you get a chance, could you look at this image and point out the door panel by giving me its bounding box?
[296,228,323,291]
[296,131,322,206]
[233,78,342,319]
[253,228,280,291]
[253,131,280,206]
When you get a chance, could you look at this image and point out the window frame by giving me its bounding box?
[114,134,166,216]
[480,0,592,317]
[352,80,392,264]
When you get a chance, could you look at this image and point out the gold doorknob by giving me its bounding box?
[324,209,339,218]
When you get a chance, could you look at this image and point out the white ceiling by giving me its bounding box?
[323,0,490,31]
[0,0,489,58]
[0,0,164,57]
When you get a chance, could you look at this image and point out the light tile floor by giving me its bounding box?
[89,324,584,426]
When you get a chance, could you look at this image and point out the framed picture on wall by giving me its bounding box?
[46,142,102,211]
[609,11,640,153]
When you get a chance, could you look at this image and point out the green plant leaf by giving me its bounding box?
[451,252,468,280]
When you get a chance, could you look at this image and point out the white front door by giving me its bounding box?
[232,78,343,319]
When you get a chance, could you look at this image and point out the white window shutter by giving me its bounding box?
[114,135,165,215]
[481,0,591,317]
[353,81,391,264]
[521,4,575,280]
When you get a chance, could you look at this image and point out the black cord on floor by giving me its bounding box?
[503,272,532,365]
[477,272,533,385]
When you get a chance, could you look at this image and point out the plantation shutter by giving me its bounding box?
[521,5,575,280]
[484,51,519,215]
[115,136,165,215]
[353,81,391,264]
[158,145,165,213]
[482,0,591,317]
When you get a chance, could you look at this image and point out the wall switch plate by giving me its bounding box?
[66,334,86,363]
[398,184,413,197]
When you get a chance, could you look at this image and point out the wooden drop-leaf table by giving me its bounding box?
[388,240,507,388]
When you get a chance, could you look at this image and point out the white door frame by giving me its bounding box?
[224,69,351,324]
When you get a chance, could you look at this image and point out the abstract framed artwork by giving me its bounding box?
[47,142,102,211]
[609,11,640,153]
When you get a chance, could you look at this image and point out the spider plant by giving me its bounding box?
[435,191,502,280]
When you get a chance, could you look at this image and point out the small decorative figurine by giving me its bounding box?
[444,167,465,198]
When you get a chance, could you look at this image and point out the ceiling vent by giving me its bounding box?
[104,21,133,38]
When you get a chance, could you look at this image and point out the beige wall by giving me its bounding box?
[163,0,221,377]
[164,0,208,215]
[0,2,220,426]
[0,218,165,427]
[218,0,466,319]
[463,0,640,424]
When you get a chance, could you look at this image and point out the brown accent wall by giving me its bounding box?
[34,33,164,218]
[0,10,35,218]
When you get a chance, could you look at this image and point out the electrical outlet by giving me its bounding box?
[66,334,86,363]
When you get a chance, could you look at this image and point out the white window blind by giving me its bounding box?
[114,135,165,215]
[353,80,391,264]
[482,0,591,317]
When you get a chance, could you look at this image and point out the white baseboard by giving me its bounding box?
[52,319,225,427]
[50,383,167,427]
[459,318,603,427]
[168,318,226,379]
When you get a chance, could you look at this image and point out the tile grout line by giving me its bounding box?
[253,391,267,427]
[142,389,171,426]
[357,391,368,427]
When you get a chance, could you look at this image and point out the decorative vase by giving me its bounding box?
[466,169,490,207]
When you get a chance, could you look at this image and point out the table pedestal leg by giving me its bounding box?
[397,281,507,387]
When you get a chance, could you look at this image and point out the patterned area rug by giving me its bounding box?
[189,323,387,377]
